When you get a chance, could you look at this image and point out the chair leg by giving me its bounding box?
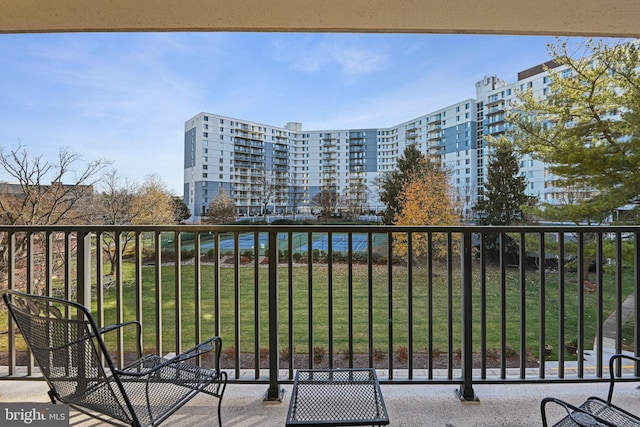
[217,372,228,427]
[48,390,57,404]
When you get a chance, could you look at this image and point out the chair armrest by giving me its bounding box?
[607,354,640,403]
[98,320,142,336]
[96,320,143,358]
[114,336,223,378]
[541,397,617,427]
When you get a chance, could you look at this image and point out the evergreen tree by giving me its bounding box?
[508,39,640,224]
[476,137,533,225]
[171,196,191,223]
[379,145,433,224]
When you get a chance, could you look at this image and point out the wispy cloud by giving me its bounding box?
[272,35,390,78]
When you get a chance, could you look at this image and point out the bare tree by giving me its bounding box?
[255,169,285,222]
[289,182,304,222]
[311,189,339,219]
[97,170,175,275]
[0,146,109,292]
[342,181,369,220]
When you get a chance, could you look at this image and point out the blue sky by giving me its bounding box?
[0,33,597,194]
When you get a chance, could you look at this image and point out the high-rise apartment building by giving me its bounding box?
[184,98,477,223]
[184,58,591,224]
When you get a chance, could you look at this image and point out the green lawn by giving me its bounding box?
[91,260,635,359]
[1,257,634,359]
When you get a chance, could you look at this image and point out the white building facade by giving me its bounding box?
[184,60,580,223]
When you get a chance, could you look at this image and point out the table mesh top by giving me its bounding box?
[287,369,389,425]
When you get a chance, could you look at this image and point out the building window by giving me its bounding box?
[203,173,208,178]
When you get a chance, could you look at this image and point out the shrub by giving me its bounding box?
[223,346,235,359]
[259,347,269,360]
[313,346,326,363]
[372,349,386,361]
[242,249,254,258]
[395,346,409,363]
[280,347,290,360]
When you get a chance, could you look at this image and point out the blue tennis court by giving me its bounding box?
[198,232,382,254]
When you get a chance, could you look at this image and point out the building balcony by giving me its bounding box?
[2,224,640,425]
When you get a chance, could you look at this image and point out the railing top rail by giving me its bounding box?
[0,224,639,233]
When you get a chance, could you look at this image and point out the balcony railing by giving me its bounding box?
[1,225,639,401]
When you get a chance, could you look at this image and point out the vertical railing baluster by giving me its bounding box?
[194,232,202,365]
[499,232,507,379]
[348,232,354,368]
[115,231,124,368]
[427,232,433,380]
[7,231,15,376]
[155,231,163,357]
[308,231,314,369]
[387,230,393,379]
[96,231,105,366]
[45,231,53,298]
[577,232,585,377]
[265,230,282,401]
[539,232,546,379]
[134,232,143,356]
[64,232,71,301]
[233,232,240,374]
[367,232,374,368]
[175,231,182,355]
[457,230,477,401]
[328,232,334,369]
[615,231,623,377]
[635,232,640,377]
[480,232,487,379]
[213,232,221,338]
[407,231,413,379]
[287,231,294,378]
[26,232,33,296]
[596,232,604,377]
[558,232,565,378]
[519,232,526,379]
[255,232,261,380]
[446,232,453,380]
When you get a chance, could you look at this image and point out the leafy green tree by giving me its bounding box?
[508,39,640,280]
[379,145,434,224]
[476,137,534,225]
[508,39,640,224]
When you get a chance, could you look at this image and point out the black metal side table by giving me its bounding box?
[286,368,389,426]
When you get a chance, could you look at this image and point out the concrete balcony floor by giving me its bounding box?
[3,349,640,426]
[3,374,640,426]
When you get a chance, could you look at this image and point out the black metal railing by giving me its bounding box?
[1,225,639,400]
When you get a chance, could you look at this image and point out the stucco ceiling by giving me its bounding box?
[1,0,639,37]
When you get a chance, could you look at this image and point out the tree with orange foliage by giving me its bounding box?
[393,162,460,260]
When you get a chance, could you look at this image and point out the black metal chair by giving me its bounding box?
[3,290,227,427]
[541,354,640,426]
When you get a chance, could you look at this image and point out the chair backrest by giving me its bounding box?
[3,291,132,422]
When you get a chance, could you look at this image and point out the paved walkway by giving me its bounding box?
[601,291,636,349]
